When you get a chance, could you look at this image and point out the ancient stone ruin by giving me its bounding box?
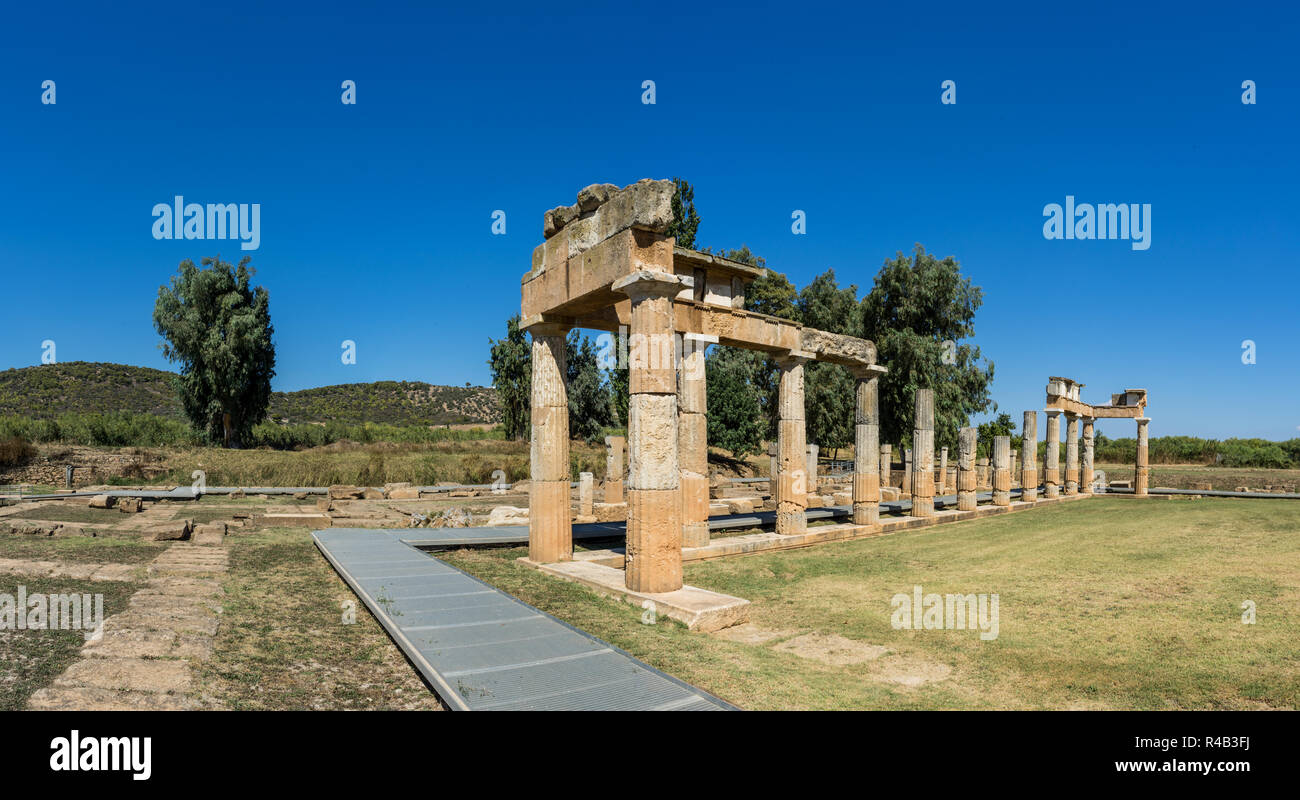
[520,180,1160,600]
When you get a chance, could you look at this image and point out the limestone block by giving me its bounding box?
[528,480,572,563]
[192,523,226,546]
[328,485,364,500]
[592,502,627,523]
[486,506,530,526]
[148,520,192,541]
[88,494,115,509]
[625,488,682,593]
[627,393,679,490]
[387,487,420,500]
[117,497,143,513]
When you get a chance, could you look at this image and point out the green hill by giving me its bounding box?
[0,362,500,426]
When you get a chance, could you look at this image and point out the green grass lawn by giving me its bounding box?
[442,497,1300,710]
[1095,463,1300,491]
[195,527,443,710]
[0,574,138,710]
[0,534,166,564]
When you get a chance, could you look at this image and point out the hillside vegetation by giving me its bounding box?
[0,362,499,426]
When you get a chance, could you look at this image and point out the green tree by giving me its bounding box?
[606,336,629,428]
[487,315,531,440]
[705,346,764,458]
[566,331,614,444]
[666,177,701,248]
[152,256,275,448]
[861,245,995,454]
[976,413,1017,460]
[797,269,861,456]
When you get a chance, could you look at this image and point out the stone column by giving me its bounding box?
[775,353,811,535]
[879,444,891,488]
[526,322,571,563]
[992,435,1011,506]
[678,333,713,548]
[1065,414,1080,495]
[614,271,683,593]
[910,389,935,518]
[805,444,820,499]
[852,366,885,527]
[902,448,912,494]
[958,427,977,511]
[938,447,949,495]
[603,435,624,503]
[1135,417,1150,497]
[976,457,990,491]
[1081,417,1095,494]
[578,472,594,517]
[1043,410,1061,499]
[1010,451,1018,486]
[1021,411,1038,502]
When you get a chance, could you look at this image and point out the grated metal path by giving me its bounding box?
[313,529,736,711]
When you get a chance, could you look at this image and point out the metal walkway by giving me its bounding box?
[313,529,735,711]
[396,490,1011,549]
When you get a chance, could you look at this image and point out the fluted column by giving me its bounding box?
[879,444,891,488]
[938,447,949,495]
[992,435,1011,506]
[805,444,819,500]
[603,435,624,503]
[910,389,935,517]
[1021,411,1038,502]
[852,365,886,526]
[1043,410,1061,498]
[526,321,572,563]
[976,457,990,491]
[1135,417,1150,497]
[902,448,912,495]
[678,333,713,548]
[1081,417,1095,494]
[775,352,811,535]
[614,270,683,593]
[958,426,977,511]
[1065,413,1080,495]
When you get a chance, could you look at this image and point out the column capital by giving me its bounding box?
[1044,408,1062,417]
[776,349,816,366]
[611,269,683,299]
[848,363,888,380]
[520,314,571,337]
[1136,417,1151,424]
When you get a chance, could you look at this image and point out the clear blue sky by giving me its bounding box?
[1,1,1296,440]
